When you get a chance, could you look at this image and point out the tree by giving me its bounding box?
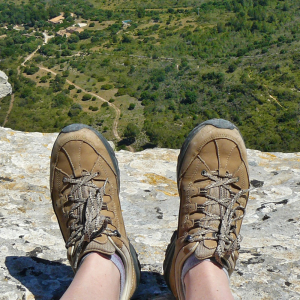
[122,34,133,43]
[24,66,39,75]
[182,90,197,104]
[50,74,66,92]
[128,103,136,110]
[101,84,113,90]
[136,7,145,18]
[68,103,82,117]
[82,94,92,101]
[68,34,79,43]
[79,31,90,40]
[52,92,71,107]
[40,76,48,83]
[123,123,140,142]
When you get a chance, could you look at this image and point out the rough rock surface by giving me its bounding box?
[0,71,12,99]
[0,126,299,300]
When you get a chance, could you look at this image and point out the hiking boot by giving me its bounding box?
[163,119,249,299]
[50,124,140,299]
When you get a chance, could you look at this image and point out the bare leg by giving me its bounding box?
[61,253,120,300]
[184,260,234,300]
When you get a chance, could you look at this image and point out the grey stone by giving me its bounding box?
[0,126,299,299]
[0,71,12,99]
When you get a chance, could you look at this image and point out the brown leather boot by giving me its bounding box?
[164,119,249,299]
[50,124,140,299]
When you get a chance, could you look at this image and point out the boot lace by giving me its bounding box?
[185,170,248,266]
[63,172,120,268]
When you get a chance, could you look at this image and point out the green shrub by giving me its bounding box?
[82,94,92,101]
[101,84,114,90]
[97,76,106,82]
[39,76,48,83]
[25,66,39,75]
[52,92,72,108]
[124,123,140,141]
[128,103,136,110]
[68,103,82,117]
[115,88,127,97]
[89,105,99,111]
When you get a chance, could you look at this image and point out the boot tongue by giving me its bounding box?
[72,235,115,271]
[84,235,115,255]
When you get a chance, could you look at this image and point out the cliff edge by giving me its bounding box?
[0,127,299,299]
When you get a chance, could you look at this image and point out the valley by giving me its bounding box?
[0,0,299,151]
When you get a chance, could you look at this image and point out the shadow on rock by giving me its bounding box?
[5,256,73,300]
[6,257,174,300]
[132,271,174,300]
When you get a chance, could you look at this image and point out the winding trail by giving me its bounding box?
[39,66,121,141]
[3,32,123,143]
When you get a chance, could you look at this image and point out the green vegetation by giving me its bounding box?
[124,123,140,142]
[82,94,92,101]
[0,0,300,151]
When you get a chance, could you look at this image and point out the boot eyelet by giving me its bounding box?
[201,170,207,176]
[184,235,193,243]
[113,230,121,237]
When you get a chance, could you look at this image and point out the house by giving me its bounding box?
[122,20,131,29]
[56,30,70,37]
[66,27,84,34]
[49,14,65,24]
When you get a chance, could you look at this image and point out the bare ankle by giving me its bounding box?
[184,260,233,300]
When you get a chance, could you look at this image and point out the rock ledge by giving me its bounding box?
[0,127,299,299]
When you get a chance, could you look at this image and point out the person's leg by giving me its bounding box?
[50,124,140,300]
[61,253,120,300]
[164,119,249,300]
[184,260,234,300]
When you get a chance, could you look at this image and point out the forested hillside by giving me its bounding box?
[0,0,299,152]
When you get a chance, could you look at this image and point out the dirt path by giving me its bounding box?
[39,66,121,141]
[21,45,41,67]
[42,32,54,44]
[2,94,14,127]
[4,32,125,146]
[3,32,49,127]
[3,47,41,127]
[269,94,284,108]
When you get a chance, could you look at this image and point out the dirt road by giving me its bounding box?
[4,32,123,144]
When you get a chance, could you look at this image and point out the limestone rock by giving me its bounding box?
[0,126,299,299]
[0,71,12,99]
